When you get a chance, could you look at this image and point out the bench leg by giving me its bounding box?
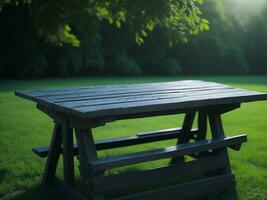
[75,129,104,200]
[170,112,196,164]
[194,112,209,158]
[62,120,75,186]
[42,123,62,184]
[208,112,237,200]
[197,111,208,140]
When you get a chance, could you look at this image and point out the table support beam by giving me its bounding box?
[42,123,62,184]
[197,111,208,140]
[75,129,104,200]
[170,112,196,164]
[193,111,209,158]
[208,112,237,199]
[62,120,75,186]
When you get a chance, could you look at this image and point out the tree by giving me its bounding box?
[0,0,209,46]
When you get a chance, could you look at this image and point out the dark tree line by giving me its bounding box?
[0,0,266,78]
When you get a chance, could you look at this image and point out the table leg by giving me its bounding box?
[194,112,210,158]
[75,129,104,200]
[42,123,62,184]
[208,112,237,199]
[62,120,75,186]
[170,112,196,164]
[197,111,208,140]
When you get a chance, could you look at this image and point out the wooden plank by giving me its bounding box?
[60,104,240,130]
[62,120,75,186]
[111,174,235,200]
[32,127,199,158]
[36,102,239,130]
[95,128,197,150]
[15,81,267,106]
[72,89,265,111]
[93,154,226,192]
[15,81,215,102]
[106,103,241,122]
[45,85,231,103]
[67,90,267,118]
[33,145,54,158]
[15,80,212,98]
[42,123,62,184]
[16,84,235,110]
[136,127,186,137]
[88,135,247,171]
[55,87,249,108]
[16,81,267,118]
[15,80,267,119]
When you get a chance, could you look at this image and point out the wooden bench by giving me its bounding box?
[88,135,247,172]
[15,80,267,200]
[32,127,199,158]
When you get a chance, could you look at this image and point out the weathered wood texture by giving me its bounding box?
[15,80,267,119]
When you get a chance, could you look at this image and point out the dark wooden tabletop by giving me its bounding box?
[15,80,267,119]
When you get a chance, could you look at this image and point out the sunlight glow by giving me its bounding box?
[228,0,266,15]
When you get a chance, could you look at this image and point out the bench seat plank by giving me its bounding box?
[89,135,247,171]
[32,127,198,158]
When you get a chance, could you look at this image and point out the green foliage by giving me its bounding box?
[1,0,267,78]
[164,0,253,75]
[47,25,80,47]
[0,0,208,46]
[160,0,209,45]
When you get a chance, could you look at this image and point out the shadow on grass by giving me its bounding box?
[3,175,237,200]
[2,185,64,200]
[0,169,9,184]
[0,167,238,200]
[104,167,237,200]
[1,178,83,200]
[105,181,235,200]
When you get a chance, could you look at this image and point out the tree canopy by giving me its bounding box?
[1,0,267,78]
[0,0,209,46]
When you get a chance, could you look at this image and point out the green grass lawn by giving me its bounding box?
[0,76,267,200]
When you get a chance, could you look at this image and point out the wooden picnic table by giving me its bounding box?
[15,80,267,200]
